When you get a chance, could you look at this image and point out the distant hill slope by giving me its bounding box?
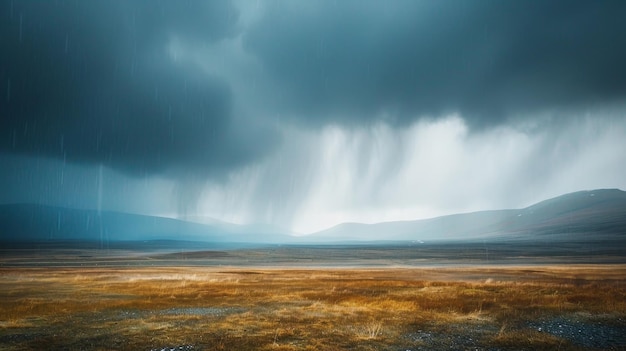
[308,189,626,242]
[0,204,292,244]
[2,189,625,245]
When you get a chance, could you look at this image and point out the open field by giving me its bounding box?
[1,240,625,267]
[1,265,625,350]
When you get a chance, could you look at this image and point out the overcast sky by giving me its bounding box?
[1,0,626,234]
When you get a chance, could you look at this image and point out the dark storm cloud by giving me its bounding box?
[244,0,626,127]
[0,0,273,177]
[2,0,625,181]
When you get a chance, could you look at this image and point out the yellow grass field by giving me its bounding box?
[1,265,625,350]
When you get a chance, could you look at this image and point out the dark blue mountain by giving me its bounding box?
[0,204,291,244]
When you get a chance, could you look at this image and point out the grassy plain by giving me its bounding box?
[1,265,625,350]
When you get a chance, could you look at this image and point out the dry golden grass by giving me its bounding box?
[0,265,624,350]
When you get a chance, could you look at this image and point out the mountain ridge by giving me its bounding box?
[0,189,624,244]
[306,189,626,242]
[0,203,291,244]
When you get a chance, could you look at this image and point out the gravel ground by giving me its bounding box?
[0,333,46,344]
[150,346,195,351]
[117,307,242,320]
[398,314,626,351]
[402,323,503,351]
[528,315,626,349]
[158,307,238,316]
[2,311,625,350]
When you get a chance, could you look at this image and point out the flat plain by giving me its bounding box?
[1,246,625,351]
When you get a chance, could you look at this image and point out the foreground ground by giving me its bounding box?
[1,265,625,350]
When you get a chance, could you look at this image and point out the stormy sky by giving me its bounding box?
[1,0,626,234]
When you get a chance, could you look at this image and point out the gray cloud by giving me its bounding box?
[1,0,626,229]
[3,0,625,179]
[0,0,276,177]
[244,0,626,128]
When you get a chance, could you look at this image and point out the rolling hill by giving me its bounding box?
[0,204,291,244]
[0,189,624,246]
[307,189,626,242]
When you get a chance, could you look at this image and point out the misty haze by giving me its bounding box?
[1,1,626,350]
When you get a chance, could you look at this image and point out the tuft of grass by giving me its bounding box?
[361,321,383,339]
